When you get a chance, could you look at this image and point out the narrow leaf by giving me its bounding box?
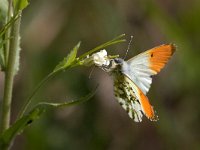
[53,42,80,72]
[79,34,126,60]
[0,86,97,149]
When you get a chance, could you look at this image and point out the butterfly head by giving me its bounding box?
[101,57,129,75]
[113,58,124,65]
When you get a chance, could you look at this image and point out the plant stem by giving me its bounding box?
[4,0,13,66]
[17,71,59,119]
[0,12,21,132]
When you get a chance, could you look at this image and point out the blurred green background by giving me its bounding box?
[1,0,200,149]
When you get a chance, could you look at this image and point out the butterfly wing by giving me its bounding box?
[124,75,158,121]
[126,44,176,94]
[114,73,158,122]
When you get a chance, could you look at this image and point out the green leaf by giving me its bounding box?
[14,0,29,12]
[0,86,97,149]
[78,34,126,60]
[53,42,80,72]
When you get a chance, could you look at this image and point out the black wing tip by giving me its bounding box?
[169,43,176,54]
[160,43,176,55]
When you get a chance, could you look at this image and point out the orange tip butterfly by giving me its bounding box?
[101,44,176,122]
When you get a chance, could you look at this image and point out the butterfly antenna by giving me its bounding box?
[124,36,133,60]
[88,66,95,79]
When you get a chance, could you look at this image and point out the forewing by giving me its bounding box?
[126,44,176,94]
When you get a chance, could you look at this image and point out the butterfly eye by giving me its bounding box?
[114,58,124,64]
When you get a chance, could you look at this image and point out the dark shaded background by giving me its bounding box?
[1,0,200,149]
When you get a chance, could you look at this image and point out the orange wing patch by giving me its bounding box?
[137,87,158,121]
[147,44,176,74]
[125,76,158,121]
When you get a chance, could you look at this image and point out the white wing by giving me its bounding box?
[124,55,153,94]
[122,44,175,94]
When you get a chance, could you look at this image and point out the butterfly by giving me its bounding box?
[101,44,176,122]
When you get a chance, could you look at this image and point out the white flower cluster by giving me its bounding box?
[91,50,110,67]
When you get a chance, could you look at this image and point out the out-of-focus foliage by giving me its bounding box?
[0,0,7,23]
[1,0,200,149]
[0,87,97,149]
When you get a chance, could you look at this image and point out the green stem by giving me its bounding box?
[4,0,13,66]
[0,13,21,132]
[17,70,61,119]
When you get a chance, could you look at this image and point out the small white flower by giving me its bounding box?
[92,50,110,67]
